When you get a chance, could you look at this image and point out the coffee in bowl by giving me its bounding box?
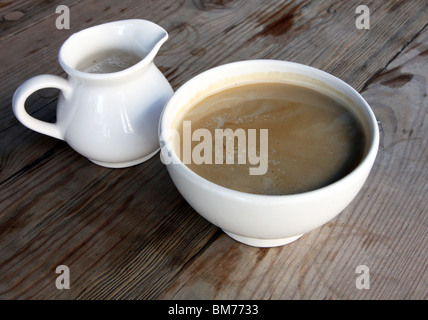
[159,59,379,247]
[174,82,365,195]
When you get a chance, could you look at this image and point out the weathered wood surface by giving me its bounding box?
[0,0,426,300]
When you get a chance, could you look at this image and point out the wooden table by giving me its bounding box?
[0,0,426,300]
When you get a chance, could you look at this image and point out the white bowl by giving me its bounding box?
[159,60,379,247]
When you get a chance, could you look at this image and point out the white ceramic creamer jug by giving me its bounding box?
[12,20,173,168]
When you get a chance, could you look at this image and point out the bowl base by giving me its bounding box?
[223,231,303,247]
[89,149,159,168]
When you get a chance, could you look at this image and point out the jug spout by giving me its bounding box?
[59,19,168,80]
[131,19,168,64]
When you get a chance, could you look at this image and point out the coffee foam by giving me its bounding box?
[175,82,366,195]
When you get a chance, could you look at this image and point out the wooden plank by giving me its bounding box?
[0,150,219,299]
[0,0,82,40]
[157,0,428,91]
[0,0,427,300]
[159,26,428,300]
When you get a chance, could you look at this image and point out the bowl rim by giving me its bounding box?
[159,59,379,201]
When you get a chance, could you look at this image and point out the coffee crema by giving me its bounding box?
[76,49,143,74]
[175,82,365,195]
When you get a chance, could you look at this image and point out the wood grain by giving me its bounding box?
[160,24,428,300]
[0,0,426,300]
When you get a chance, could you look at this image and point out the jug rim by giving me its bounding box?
[58,19,168,81]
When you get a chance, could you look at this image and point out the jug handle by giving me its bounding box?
[12,75,72,141]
